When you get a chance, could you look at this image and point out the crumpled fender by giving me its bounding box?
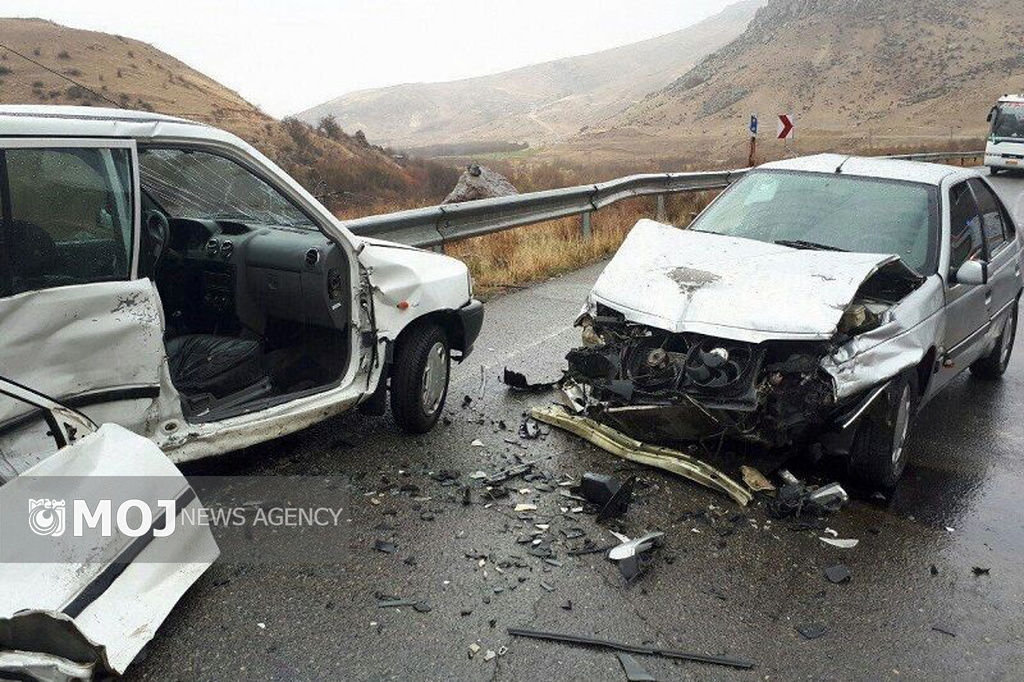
[357,239,471,339]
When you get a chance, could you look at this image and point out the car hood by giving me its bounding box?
[590,220,922,343]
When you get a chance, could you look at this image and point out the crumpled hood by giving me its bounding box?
[590,220,921,343]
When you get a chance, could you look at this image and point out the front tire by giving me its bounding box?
[849,373,917,489]
[390,323,450,433]
[971,302,1017,379]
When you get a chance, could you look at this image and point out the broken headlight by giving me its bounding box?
[837,300,889,336]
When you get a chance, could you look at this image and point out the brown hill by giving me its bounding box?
[296,0,765,151]
[0,18,428,210]
[556,0,1024,165]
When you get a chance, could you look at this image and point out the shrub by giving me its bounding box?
[57,50,71,60]
[0,66,11,76]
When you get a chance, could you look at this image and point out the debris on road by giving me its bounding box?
[825,564,852,584]
[519,416,541,439]
[373,540,398,554]
[819,536,859,549]
[607,531,664,582]
[741,465,775,492]
[532,405,751,506]
[796,623,828,640]
[506,627,755,669]
[617,652,656,681]
[503,367,557,392]
[972,566,991,576]
[932,624,957,637]
[579,472,634,520]
[768,473,848,519]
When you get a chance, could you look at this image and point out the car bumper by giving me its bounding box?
[986,153,1023,169]
[456,299,485,358]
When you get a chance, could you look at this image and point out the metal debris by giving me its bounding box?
[768,476,848,519]
[506,627,754,670]
[532,405,751,506]
[608,531,664,583]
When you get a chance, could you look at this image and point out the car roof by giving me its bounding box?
[0,105,243,147]
[759,153,979,186]
[997,94,1024,104]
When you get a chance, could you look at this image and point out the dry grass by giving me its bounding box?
[446,190,717,296]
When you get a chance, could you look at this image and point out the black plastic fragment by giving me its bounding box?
[579,473,634,520]
[824,564,851,584]
[796,623,827,640]
[617,653,656,681]
[503,367,556,392]
[506,627,754,670]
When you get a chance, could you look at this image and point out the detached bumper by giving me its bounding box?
[454,299,485,358]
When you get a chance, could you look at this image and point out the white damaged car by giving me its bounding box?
[0,105,482,477]
[567,155,1022,487]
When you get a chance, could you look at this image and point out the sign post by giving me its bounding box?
[748,114,758,167]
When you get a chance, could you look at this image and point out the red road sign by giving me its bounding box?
[777,114,795,140]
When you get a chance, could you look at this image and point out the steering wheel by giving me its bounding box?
[143,209,170,265]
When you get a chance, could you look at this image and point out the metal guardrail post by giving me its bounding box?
[656,194,667,222]
[581,211,592,240]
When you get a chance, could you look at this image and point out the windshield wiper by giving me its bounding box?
[775,239,847,252]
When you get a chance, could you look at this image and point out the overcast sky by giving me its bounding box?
[3,0,736,117]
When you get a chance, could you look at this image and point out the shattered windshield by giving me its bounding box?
[689,170,938,274]
[991,102,1024,139]
[139,148,317,228]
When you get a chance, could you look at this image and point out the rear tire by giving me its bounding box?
[971,303,1017,379]
[390,323,450,434]
[849,373,917,489]
[989,167,1001,177]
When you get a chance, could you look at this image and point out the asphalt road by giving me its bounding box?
[131,171,1024,681]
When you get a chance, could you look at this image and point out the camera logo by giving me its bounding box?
[28,498,66,537]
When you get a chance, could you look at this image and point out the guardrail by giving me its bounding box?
[343,150,985,249]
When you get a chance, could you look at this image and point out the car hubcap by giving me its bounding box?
[892,385,912,466]
[420,341,448,415]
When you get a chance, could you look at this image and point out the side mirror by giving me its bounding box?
[955,259,988,286]
[987,106,997,123]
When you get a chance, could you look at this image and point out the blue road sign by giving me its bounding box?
[749,115,758,136]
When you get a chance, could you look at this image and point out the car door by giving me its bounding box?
[935,181,990,388]
[0,138,168,441]
[969,178,1021,335]
[0,377,217,678]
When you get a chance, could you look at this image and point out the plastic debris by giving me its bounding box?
[471,439,485,448]
[819,536,859,549]
[514,503,537,512]
[483,650,496,662]
[768,476,848,519]
[607,531,664,582]
[506,627,754,670]
[796,623,828,640]
[579,472,635,520]
[503,367,557,392]
[617,653,656,681]
[740,465,775,492]
[825,564,852,584]
[373,540,398,554]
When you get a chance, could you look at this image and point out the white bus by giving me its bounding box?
[985,95,1024,175]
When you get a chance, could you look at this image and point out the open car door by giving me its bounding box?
[0,139,170,472]
[0,377,217,680]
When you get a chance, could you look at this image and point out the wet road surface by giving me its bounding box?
[130,172,1024,681]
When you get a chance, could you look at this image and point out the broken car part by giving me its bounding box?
[502,368,557,392]
[767,476,848,519]
[579,473,635,520]
[617,653,656,681]
[532,405,751,506]
[506,627,754,670]
[740,465,775,492]
[607,531,664,582]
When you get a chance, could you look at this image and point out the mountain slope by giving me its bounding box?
[571,0,1024,162]
[0,18,420,208]
[297,0,765,150]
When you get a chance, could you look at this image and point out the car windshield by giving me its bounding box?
[689,170,938,273]
[139,148,317,229]
[991,102,1024,139]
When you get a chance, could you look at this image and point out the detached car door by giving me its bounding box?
[0,139,168,465]
[0,377,217,679]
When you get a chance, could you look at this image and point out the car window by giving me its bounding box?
[689,170,938,274]
[0,147,133,297]
[968,178,1007,252]
[138,148,316,229]
[948,181,984,277]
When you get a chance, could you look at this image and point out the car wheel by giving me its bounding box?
[390,322,450,433]
[970,302,1018,379]
[989,167,1001,176]
[849,373,917,489]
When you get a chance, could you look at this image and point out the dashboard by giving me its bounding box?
[157,218,349,335]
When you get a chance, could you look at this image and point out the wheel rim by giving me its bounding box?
[999,310,1016,369]
[892,385,912,466]
[420,341,448,416]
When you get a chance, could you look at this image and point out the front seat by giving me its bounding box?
[165,335,267,399]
